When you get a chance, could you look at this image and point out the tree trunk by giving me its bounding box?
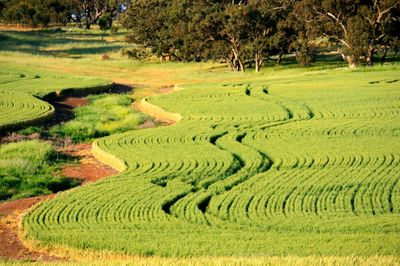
[237,56,244,72]
[85,19,91,30]
[229,38,244,72]
[341,53,357,68]
[366,45,374,66]
[277,51,283,65]
[232,48,244,72]
[347,55,357,68]
[255,52,260,72]
[380,46,388,65]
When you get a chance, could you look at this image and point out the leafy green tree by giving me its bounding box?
[98,13,112,40]
[299,0,400,67]
[1,0,128,28]
[2,0,71,26]
[122,0,173,59]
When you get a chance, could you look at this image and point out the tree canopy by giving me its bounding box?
[0,0,129,29]
[121,0,400,70]
[1,0,399,70]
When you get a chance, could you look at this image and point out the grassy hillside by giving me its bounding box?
[0,29,114,132]
[22,65,400,257]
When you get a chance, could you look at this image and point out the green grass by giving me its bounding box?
[0,28,126,58]
[1,255,400,266]
[0,59,111,132]
[0,63,110,98]
[22,66,400,257]
[0,29,113,132]
[0,140,79,201]
[0,90,54,132]
[0,27,399,261]
[50,94,149,142]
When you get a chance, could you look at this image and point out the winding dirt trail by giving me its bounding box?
[0,95,118,262]
[0,195,58,261]
[0,143,118,261]
[0,85,179,262]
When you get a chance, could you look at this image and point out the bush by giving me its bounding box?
[18,126,43,136]
[98,13,112,31]
[50,94,148,142]
[0,140,79,202]
[110,26,118,36]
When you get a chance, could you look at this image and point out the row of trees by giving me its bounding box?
[121,0,400,71]
[0,0,129,29]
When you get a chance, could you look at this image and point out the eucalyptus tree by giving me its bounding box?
[299,0,400,67]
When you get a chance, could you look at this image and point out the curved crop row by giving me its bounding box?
[0,90,54,132]
[23,69,400,257]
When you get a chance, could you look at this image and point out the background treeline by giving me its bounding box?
[1,0,399,70]
[0,0,129,29]
[121,0,400,70]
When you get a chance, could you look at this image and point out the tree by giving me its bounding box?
[299,0,400,67]
[122,0,173,59]
[98,13,112,40]
[244,0,294,71]
[66,0,128,29]
[1,0,70,26]
[361,0,400,65]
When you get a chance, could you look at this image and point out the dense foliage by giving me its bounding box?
[1,1,398,69]
[0,0,129,29]
[24,66,400,257]
[0,140,79,201]
[51,94,149,142]
[121,0,400,70]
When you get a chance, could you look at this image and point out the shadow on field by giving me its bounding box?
[0,28,124,57]
[46,83,133,125]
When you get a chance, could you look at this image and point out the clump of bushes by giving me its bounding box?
[0,140,79,201]
[50,94,149,142]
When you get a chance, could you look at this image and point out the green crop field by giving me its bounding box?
[0,63,111,131]
[0,90,54,131]
[0,30,112,132]
[22,66,400,257]
[0,27,399,264]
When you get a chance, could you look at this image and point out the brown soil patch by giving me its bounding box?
[0,143,117,262]
[59,143,118,184]
[0,195,61,261]
[158,85,175,95]
[0,195,53,217]
[49,96,89,124]
[56,96,89,108]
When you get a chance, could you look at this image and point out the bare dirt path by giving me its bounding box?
[0,143,117,262]
[0,85,177,262]
[0,94,118,262]
[0,195,59,261]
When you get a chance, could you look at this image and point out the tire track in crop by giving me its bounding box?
[21,79,400,256]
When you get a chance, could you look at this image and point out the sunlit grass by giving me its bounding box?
[50,94,149,142]
[0,140,79,201]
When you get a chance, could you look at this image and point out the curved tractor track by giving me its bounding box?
[21,76,400,257]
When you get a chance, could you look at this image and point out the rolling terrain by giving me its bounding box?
[23,67,400,257]
[0,28,399,264]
